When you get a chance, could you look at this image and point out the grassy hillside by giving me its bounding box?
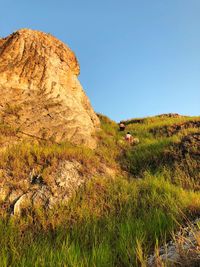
[0,114,200,266]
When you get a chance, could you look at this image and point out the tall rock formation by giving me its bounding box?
[0,29,99,148]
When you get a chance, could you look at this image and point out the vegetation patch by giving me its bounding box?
[0,114,200,266]
[1,175,200,267]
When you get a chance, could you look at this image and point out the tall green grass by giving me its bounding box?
[0,114,200,266]
[1,175,200,267]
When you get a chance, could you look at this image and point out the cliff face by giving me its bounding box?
[0,29,99,148]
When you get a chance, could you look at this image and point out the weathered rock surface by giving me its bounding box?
[169,133,200,170]
[180,132,200,157]
[0,29,99,148]
[0,160,85,216]
[0,159,116,216]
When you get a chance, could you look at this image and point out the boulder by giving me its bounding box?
[0,29,100,148]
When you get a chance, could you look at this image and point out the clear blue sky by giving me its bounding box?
[1,0,200,121]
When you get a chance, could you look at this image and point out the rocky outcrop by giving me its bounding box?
[167,133,200,165]
[0,160,85,216]
[0,29,99,148]
[150,120,200,137]
[0,159,116,216]
[180,133,200,157]
[156,113,182,118]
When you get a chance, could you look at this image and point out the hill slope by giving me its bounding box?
[0,113,200,266]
